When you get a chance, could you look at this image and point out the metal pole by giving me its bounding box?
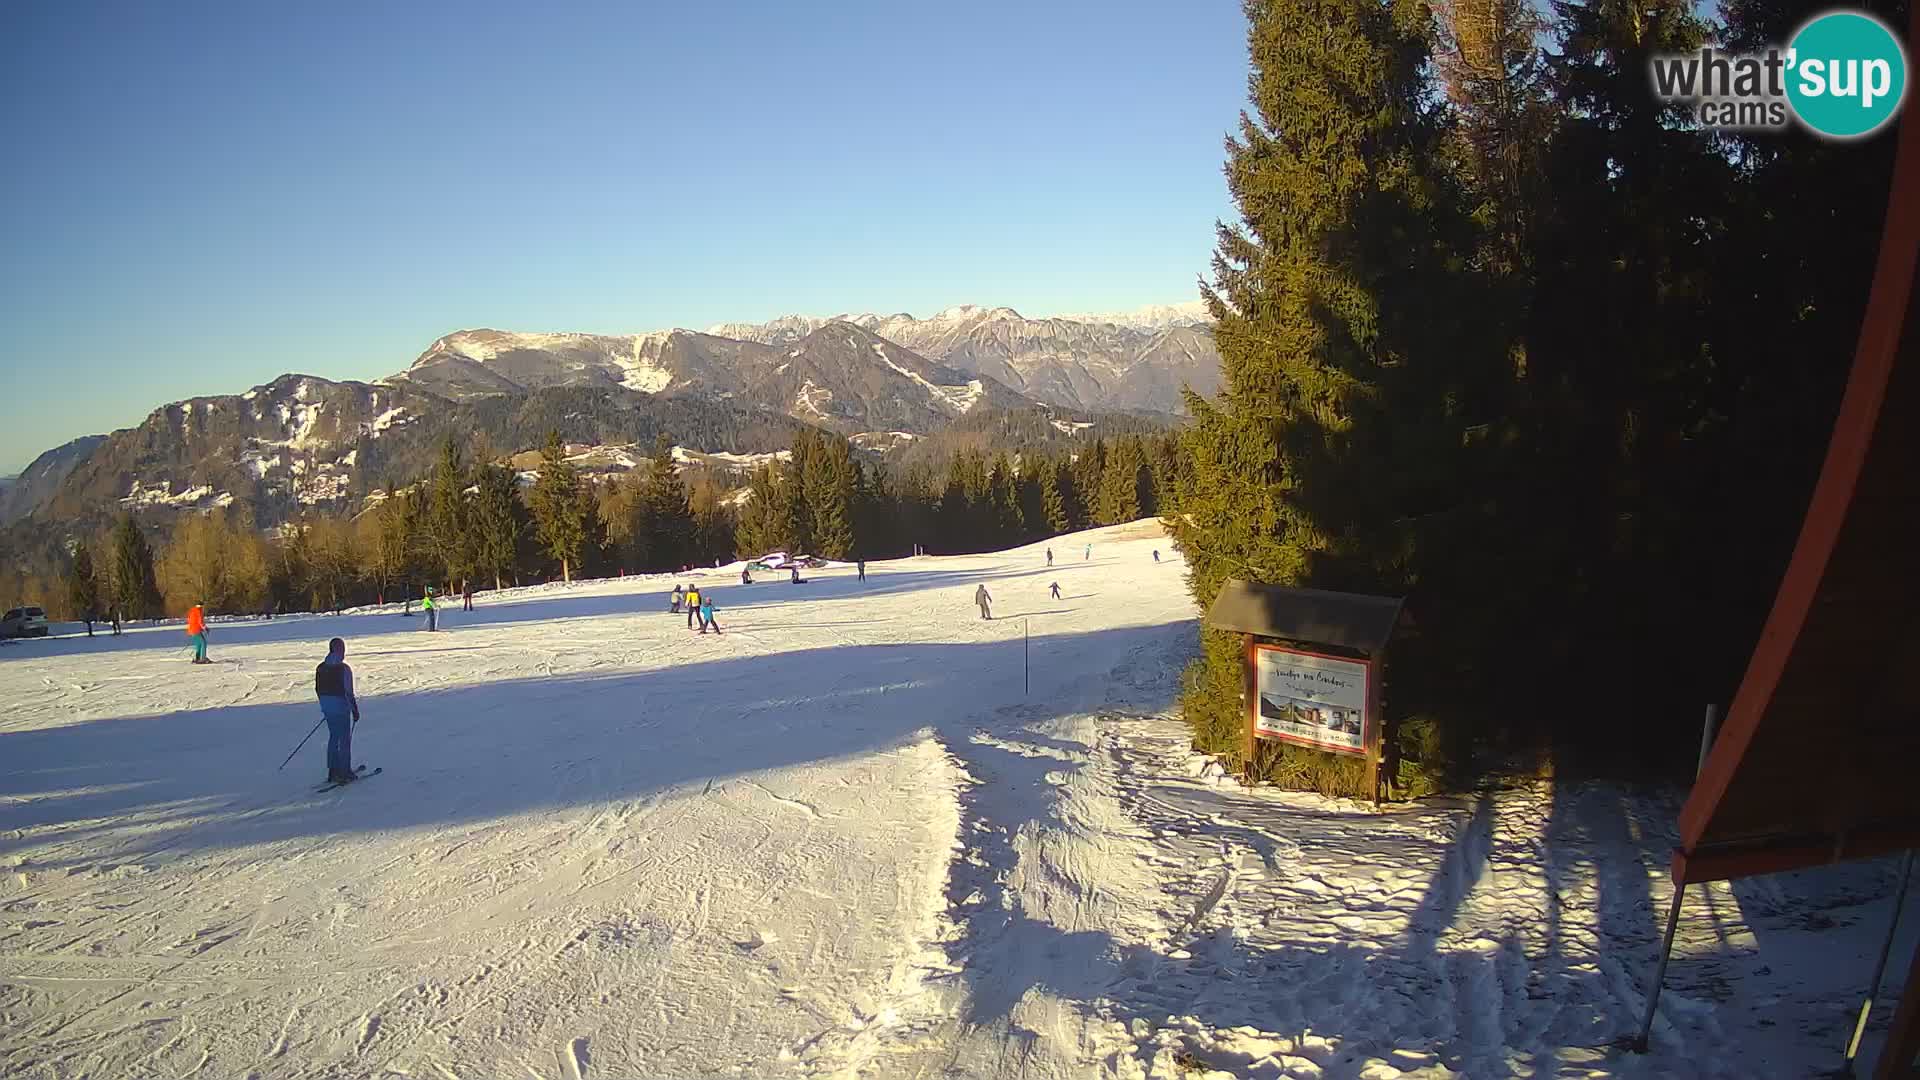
[278,716,326,771]
[1635,702,1719,1052]
[1697,704,1721,776]
[1840,849,1918,1075]
[1634,882,1688,1052]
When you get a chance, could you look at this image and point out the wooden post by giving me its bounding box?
[1365,652,1384,808]
[1243,634,1258,777]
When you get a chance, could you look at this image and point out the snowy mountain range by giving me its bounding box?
[705,302,1219,414]
[3,302,1217,531]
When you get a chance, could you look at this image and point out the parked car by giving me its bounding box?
[1,606,50,638]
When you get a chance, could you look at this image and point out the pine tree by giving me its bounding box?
[107,513,162,620]
[987,454,1023,545]
[1040,460,1071,535]
[470,459,525,590]
[1167,0,1463,789]
[776,433,815,554]
[803,435,858,559]
[529,431,586,582]
[426,435,472,593]
[1096,439,1143,525]
[733,463,783,557]
[628,434,694,571]
[66,542,99,632]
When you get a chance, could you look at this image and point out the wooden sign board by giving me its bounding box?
[1247,642,1372,756]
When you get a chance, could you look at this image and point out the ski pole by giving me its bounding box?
[279,716,325,771]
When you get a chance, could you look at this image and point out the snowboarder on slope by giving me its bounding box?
[316,637,361,784]
[186,602,209,664]
[686,585,702,629]
[1049,582,1062,600]
[698,592,720,634]
[423,587,438,632]
[975,584,993,621]
[669,584,685,613]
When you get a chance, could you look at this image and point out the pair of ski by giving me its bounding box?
[314,764,382,792]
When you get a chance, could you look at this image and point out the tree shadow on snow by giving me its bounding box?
[0,622,1183,874]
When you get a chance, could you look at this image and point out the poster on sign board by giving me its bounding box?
[1251,644,1370,755]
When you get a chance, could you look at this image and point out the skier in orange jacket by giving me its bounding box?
[185,603,209,664]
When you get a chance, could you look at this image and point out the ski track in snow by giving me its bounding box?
[1,521,1913,1078]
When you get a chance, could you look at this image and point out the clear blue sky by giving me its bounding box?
[0,1,1247,473]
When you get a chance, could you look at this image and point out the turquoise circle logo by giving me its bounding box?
[1786,10,1909,139]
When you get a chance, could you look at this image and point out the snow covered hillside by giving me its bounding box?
[2,523,1912,1078]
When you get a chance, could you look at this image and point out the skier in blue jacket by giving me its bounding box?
[315,637,361,784]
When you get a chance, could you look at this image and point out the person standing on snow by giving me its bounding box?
[315,637,361,784]
[1084,544,1091,561]
[698,592,720,634]
[975,583,993,621]
[1046,548,1053,567]
[423,587,440,631]
[462,580,474,612]
[685,584,702,629]
[741,567,752,585]
[1049,582,1061,601]
[857,559,866,582]
[1153,549,1161,563]
[669,584,685,612]
[186,602,210,664]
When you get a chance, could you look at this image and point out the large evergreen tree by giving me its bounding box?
[802,433,857,559]
[66,542,99,632]
[107,513,162,620]
[1167,0,1472,786]
[987,454,1024,544]
[733,463,783,557]
[470,459,525,590]
[529,431,586,582]
[1039,460,1071,536]
[637,433,695,570]
[426,435,473,592]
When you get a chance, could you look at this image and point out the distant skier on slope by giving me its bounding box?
[741,567,753,585]
[685,585,702,629]
[422,587,439,632]
[315,637,361,785]
[186,602,209,664]
[856,559,866,582]
[1046,548,1053,566]
[1153,549,1161,563]
[698,592,720,634]
[975,583,993,621]
[462,580,474,611]
[1049,582,1061,601]
[1084,544,1091,561]
[669,584,685,613]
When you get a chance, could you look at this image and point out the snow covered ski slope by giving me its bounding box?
[2,521,1913,1078]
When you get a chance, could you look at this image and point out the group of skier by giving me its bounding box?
[668,584,721,633]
